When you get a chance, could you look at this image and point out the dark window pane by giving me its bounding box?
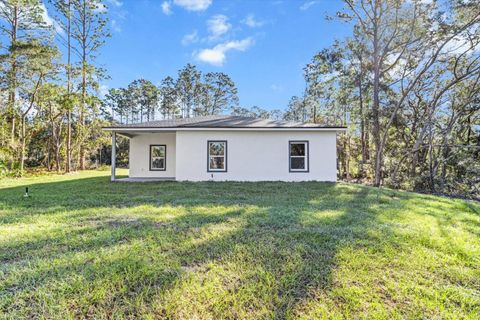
[152,158,165,169]
[290,143,305,156]
[209,142,225,156]
[290,157,305,170]
[152,146,165,157]
[210,156,225,170]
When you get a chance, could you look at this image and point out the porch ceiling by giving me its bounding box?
[115,130,176,138]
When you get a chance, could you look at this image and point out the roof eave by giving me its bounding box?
[102,126,348,132]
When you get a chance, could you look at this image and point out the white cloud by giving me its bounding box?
[270,84,283,92]
[242,14,264,28]
[195,37,254,66]
[173,0,212,11]
[40,3,64,35]
[442,35,479,56]
[207,14,231,40]
[161,1,173,15]
[300,0,319,11]
[405,0,433,4]
[107,0,123,7]
[111,19,121,33]
[40,4,54,26]
[182,30,199,45]
[99,84,109,98]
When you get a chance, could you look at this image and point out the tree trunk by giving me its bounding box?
[66,0,72,173]
[359,72,366,177]
[54,121,62,172]
[346,135,351,181]
[19,116,26,174]
[466,115,472,144]
[67,110,72,171]
[372,6,382,187]
[365,117,370,161]
[79,0,87,170]
[9,5,18,170]
[440,144,449,192]
[410,127,426,177]
[46,145,52,171]
[55,143,61,172]
[428,124,435,192]
[18,74,42,175]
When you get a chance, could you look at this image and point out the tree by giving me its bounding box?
[231,105,283,120]
[283,96,302,122]
[70,0,109,170]
[159,76,179,119]
[128,79,160,122]
[36,83,67,171]
[197,72,239,115]
[341,0,480,186]
[15,41,58,174]
[104,88,122,122]
[51,0,74,172]
[105,64,241,122]
[0,0,114,175]
[282,0,480,196]
[0,0,51,170]
[176,63,201,118]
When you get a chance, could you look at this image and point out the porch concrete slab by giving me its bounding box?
[115,177,176,182]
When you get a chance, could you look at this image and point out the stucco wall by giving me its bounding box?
[129,133,176,178]
[175,130,337,181]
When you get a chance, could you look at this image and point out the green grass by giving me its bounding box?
[0,170,479,319]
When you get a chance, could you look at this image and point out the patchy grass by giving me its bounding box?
[0,170,479,319]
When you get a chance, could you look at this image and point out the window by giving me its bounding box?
[289,141,309,172]
[208,140,227,172]
[150,145,166,171]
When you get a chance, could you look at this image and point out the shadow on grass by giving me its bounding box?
[1,175,477,318]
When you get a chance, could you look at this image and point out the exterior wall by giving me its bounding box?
[129,133,176,178]
[175,130,337,181]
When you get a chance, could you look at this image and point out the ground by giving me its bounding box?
[0,170,479,319]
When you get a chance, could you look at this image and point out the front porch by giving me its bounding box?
[110,131,177,182]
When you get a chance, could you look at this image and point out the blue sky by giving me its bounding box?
[98,0,352,110]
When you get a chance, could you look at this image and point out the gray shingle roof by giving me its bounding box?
[104,115,346,129]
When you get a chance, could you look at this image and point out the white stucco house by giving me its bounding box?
[104,115,346,182]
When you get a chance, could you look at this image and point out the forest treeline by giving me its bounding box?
[1,0,479,198]
[283,0,480,198]
[1,0,109,174]
[103,63,284,124]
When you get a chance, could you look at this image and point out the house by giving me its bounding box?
[103,115,346,182]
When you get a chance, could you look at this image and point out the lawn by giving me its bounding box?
[0,170,479,319]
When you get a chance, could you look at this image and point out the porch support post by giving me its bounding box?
[111,131,116,182]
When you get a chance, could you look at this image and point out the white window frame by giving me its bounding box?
[150,145,166,171]
[289,141,309,172]
[207,140,227,172]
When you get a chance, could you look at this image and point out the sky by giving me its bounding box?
[93,0,353,110]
